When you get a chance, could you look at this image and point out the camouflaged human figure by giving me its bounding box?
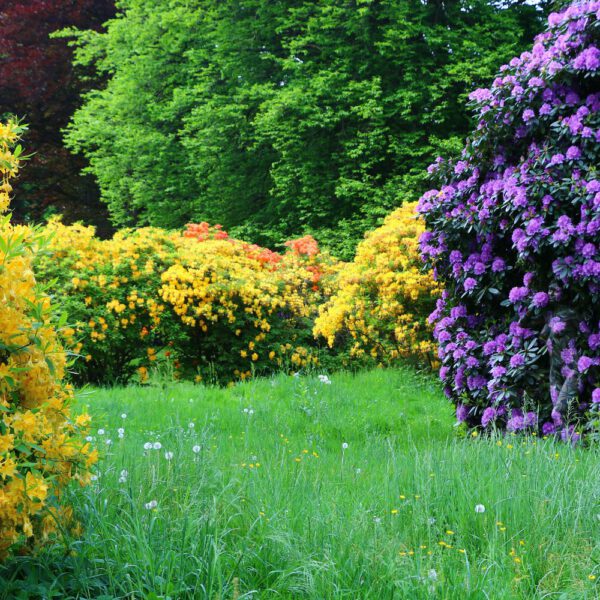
[543,307,581,419]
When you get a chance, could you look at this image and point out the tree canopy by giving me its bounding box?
[65,0,545,257]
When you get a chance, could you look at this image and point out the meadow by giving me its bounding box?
[1,368,598,599]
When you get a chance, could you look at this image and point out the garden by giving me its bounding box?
[0,1,598,598]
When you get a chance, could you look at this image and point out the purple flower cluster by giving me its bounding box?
[418,3,600,439]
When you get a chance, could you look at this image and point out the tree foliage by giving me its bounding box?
[0,0,114,230]
[64,0,544,257]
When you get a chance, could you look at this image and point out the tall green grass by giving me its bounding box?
[1,368,598,599]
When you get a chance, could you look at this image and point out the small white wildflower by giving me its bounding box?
[144,500,158,510]
[428,517,436,525]
[188,422,195,428]
[356,468,362,474]
[192,445,201,454]
[342,442,349,450]
[97,428,105,436]
[120,469,128,478]
[105,439,112,446]
[121,413,127,419]
[248,409,254,416]
[164,451,174,460]
[90,474,99,481]
[293,372,300,378]
[428,569,438,581]
[118,432,124,439]
[85,435,93,442]
[373,517,381,524]
[475,504,486,513]
[153,442,162,450]
[117,427,125,435]
[318,374,332,384]
[118,476,127,483]
[243,408,249,414]
[143,442,153,450]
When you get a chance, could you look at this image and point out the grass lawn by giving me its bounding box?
[1,368,598,599]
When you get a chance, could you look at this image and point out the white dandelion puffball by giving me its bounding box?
[475,504,486,513]
[144,500,158,510]
[164,451,174,460]
[342,442,349,450]
[192,445,201,454]
[97,429,105,436]
[143,442,153,450]
[121,413,127,419]
[188,422,195,429]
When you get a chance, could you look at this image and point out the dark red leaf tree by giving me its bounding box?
[0,0,115,232]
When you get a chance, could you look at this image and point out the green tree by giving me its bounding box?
[64,0,544,258]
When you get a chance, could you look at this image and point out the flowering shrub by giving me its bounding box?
[314,203,440,366]
[418,3,600,439]
[160,230,340,383]
[34,220,340,385]
[35,221,187,384]
[0,122,95,558]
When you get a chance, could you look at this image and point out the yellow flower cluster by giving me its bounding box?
[33,220,340,385]
[34,221,183,383]
[314,202,441,366]
[0,122,95,559]
[160,235,339,382]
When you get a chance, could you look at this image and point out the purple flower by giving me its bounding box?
[566,146,581,160]
[464,277,477,292]
[532,292,549,308]
[506,415,524,432]
[577,356,593,373]
[469,88,493,103]
[549,317,566,334]
[572,46,600,71]
[549,153,565,167]
[560,426,580,444]
[491,365,506,378]
[524,412,537,428]
[509,353,525,368]
[508,286,529,303]
[491,258,505,272]
[527,77,544,88]
[481,407,497,427]
[592,388,600,404]
[456,404,468,422]
[541,422,556,436]
[522,108,535,122]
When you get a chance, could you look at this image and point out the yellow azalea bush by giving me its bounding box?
[0,121,95,558]
[35,221,187,383]
[33,220,341,385]
[314,202,441,367]
[160,228,340,383]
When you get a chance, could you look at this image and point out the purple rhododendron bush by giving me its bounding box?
[418,2,600,440]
